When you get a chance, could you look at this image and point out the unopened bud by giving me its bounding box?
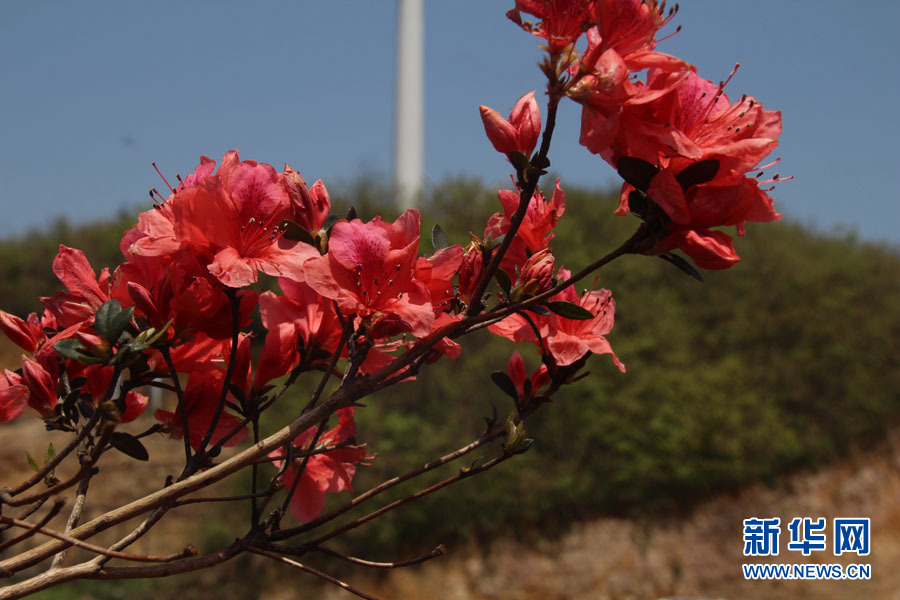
[517,248,556,296]
[458,242,485,305]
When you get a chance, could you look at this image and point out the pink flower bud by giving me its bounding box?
[518,248,556,295]
[508,91,541,156]
[457,242,485,305]
[479,91,542,157]
[479,105,519,155]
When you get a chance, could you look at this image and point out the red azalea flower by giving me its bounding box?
[485,179,566,279]
[490,271,625,371]
[269,407,373,523]
[414,244,464,315]
[506,351,550,406]
[41,245,111,328]
[132,151,325,288]
[0,370,28,423]
[507,0,597,52]
[304,209,434,338]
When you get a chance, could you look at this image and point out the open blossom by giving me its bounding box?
[507,0,597,52]
[131,151,326,288]
[480,91,542,158]
[485,179,566,279]
[489,270,625,371]
[41,245,111,328]
[304,209,434,337]
[269,407,372,523]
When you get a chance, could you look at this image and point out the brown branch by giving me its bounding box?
[307,451,516,548]
[292,543,446,569]
[247,546,380,600]
[0,514,197,563]
[1,423,114,508]
[50,467,94,568]
[6,411,101,496]
[274,420,505,540]
[0,498,65,553]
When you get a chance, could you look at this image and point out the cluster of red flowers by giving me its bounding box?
[0,0,785,525]
[490,0,786,269]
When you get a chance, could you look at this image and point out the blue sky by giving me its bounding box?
[1,1,898,244]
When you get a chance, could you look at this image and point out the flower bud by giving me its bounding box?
[517,248,556,296]
[457,241,485,305]
[479,91,542,158]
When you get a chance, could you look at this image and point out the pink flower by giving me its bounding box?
[269,407,373,523]
[507,0,597,52]
[304,209,434,338]
[490,273,625,371]
[506,351,550,407]
[132,151,326,288]
[457,241,486,306]
[0,370,28,423]
[41,245,111,328]
[479,91,542,158]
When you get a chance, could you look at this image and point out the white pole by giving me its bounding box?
[394,0,424,210]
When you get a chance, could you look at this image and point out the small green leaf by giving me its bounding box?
[431,224,450,251]
[110,432,149,461]
[53,339,86,361]
[545,300,595,320]
[495,269,512,297]
[25,451,41,473]
[45,443,56,463]
[53,339,106,365]
[491,371,519,401]
[524,305,551,316]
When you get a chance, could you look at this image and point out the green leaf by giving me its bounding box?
[25,451,40,473]
[54,338,86,361]
[431,224,450,251]
[617,156,659,192]
[109,432,149,461]
[545,300,595,320]
[524,305,551,316]
[279,219,316,245]
[52,339,105,365]
[491,371,519,401]
[495,269,512,297]
[95,299,133,344]
[45,443,56,463]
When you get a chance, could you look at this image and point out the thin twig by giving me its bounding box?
[0,498,65,553]
[0,514,196,563]
[283,542,447,569]
[274,420,505,540]
[6,411,101,496]
[191,290,241,468]
[306,452,515,548]
[160,345,192,466]
[247,546,380,600]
